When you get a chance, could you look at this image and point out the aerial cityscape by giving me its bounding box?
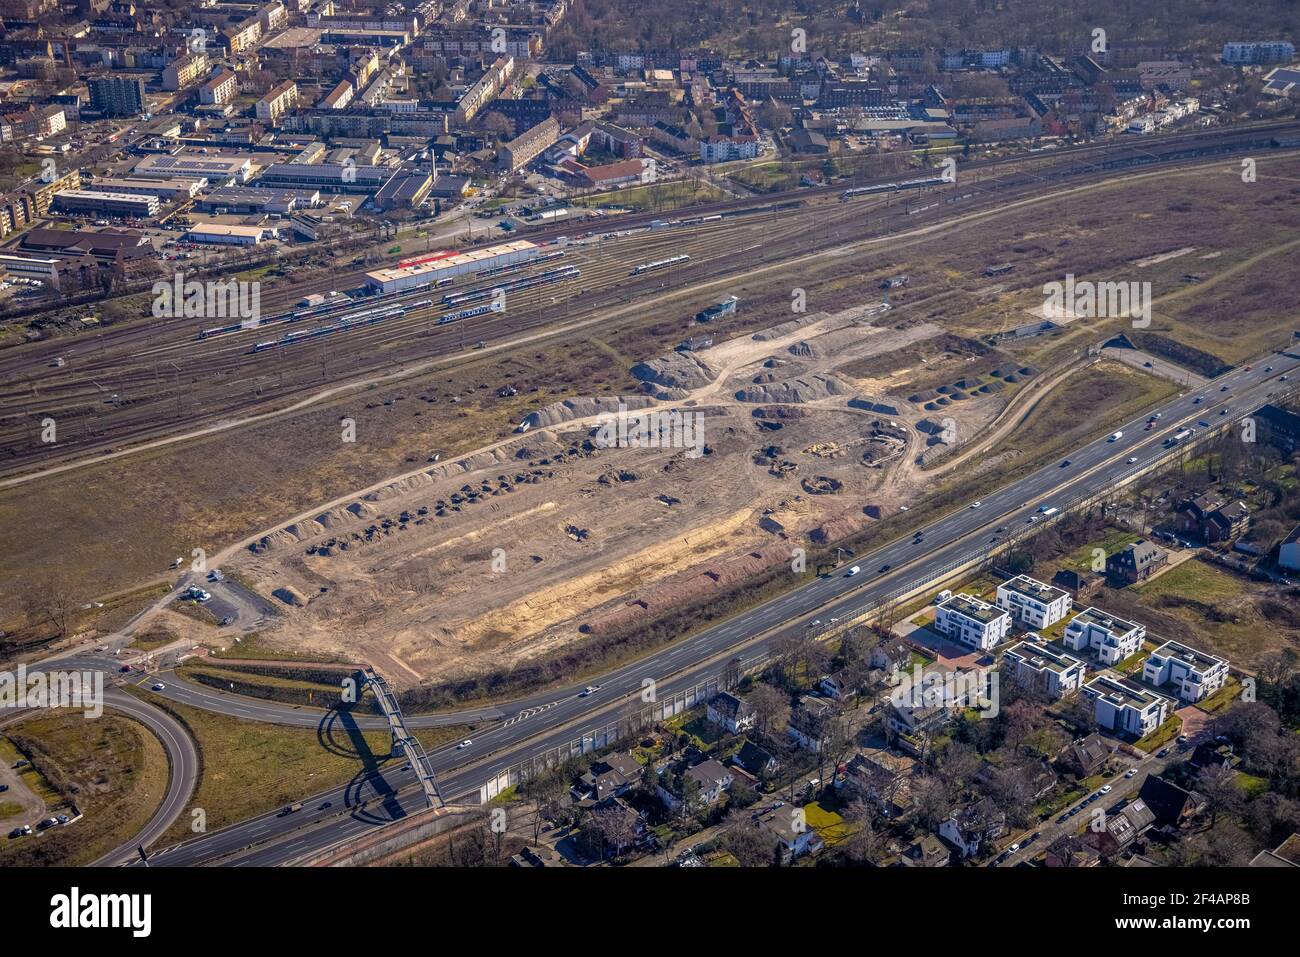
[0,0,1296,925]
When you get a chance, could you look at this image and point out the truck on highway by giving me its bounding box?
[279,803,304,816]
[1039,507,1060,518]
[1165,428,1194,447]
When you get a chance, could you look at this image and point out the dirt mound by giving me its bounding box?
[631,352,719,392]
[788,327,872,358]
[810,508,873,544]
[735,373,853,404]
[519,397,650,431]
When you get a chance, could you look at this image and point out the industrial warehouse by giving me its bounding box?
[364,240,540,293]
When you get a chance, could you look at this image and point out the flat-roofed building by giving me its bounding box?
[1083,673,1169,737]
[1143,641,1229,703]
[132,154,254,185]
[186,223,274,245]
[1064,607,1146,666]
[995,575,1072,629]
[1002,638,1087,699]
[53,189,160,218]
[255,162,394,193]
[934,593,1011,651]
[365,240,539,293]
[90,177,204,200]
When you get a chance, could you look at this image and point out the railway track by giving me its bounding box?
[2,122,1297,478]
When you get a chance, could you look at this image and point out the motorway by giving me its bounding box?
[62,343,1300,866]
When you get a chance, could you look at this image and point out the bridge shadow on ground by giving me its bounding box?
[316,705,408,825]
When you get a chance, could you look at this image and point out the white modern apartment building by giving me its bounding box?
[1002,638,1087,699]
[1143,641,1229,703]
[995,575,1072,630]
[1063,607,1146,666]
[1083,673,1168,737]
[1222,41,1295,65]
[935,593,1011,651]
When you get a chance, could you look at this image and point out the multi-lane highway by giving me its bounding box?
[69,344,1299,866]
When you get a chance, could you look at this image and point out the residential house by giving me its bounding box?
[572,751,641,803]
[1255,404,1300,455]
[657,758,733,811]
[1138,775,1206,829]
[1045,834,1101,867]
[1086,798,1157,858]
[934,593,1012,651]
[732,740,779,778]
[839,746,916,819]
[1249,833,1300,867]
[1177,493,1250,544]
[1107,539,1169,584]
[580,796,651,858]
[1083,673,1169,737]
[886,698,953,758]
[1002,638,1087,699]
[1052,568,1104,602]
[818,670,861,701]
[787,694,837,752]
[938,800,1006,858]
[1142,640,1229,703]
[1059,733,1115,778]
[869,639,910,675]
[899,834,950,867]
[707,691,756,734]
[1063,607,1146,666]
[995,575,1072,629]
[762,810,825,863]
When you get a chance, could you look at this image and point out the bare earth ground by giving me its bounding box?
[4,156,1300,685]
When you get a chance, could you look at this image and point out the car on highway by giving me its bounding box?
[878,564,891,573]
[319,801,332,810]
[457,739,472,750]
[151,683,165,692]
[1059,459,1071,467]
[970,501,982,509]
[845,566,861,576]
[579,685,601,697]
[1193,396,1203,404]
[1128,456,1138,463]
[1221,385,1229,391]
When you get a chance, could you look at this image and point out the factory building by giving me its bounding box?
[365,240,539,293]
[53,189,160,218]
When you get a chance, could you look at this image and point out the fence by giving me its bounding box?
[475,651,771,803]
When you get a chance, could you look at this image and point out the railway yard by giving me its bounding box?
[4,123,1299,685]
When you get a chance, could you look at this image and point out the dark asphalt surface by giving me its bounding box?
[26,349,1300,866]
[132,349,1300,866]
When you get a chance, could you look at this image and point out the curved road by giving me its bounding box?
[98,346,1300,866]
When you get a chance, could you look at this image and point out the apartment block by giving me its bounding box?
[1143,641,1229,703]
[934,593,1011,651]
[163,51,208,91]
[1002,638,1087,699]
[255,80,299,123]
[88,75,145,117]
[1083,673,1168,737]
[1063,607,1146,666]
[200,70,239,107]
[995,575,1072,629]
